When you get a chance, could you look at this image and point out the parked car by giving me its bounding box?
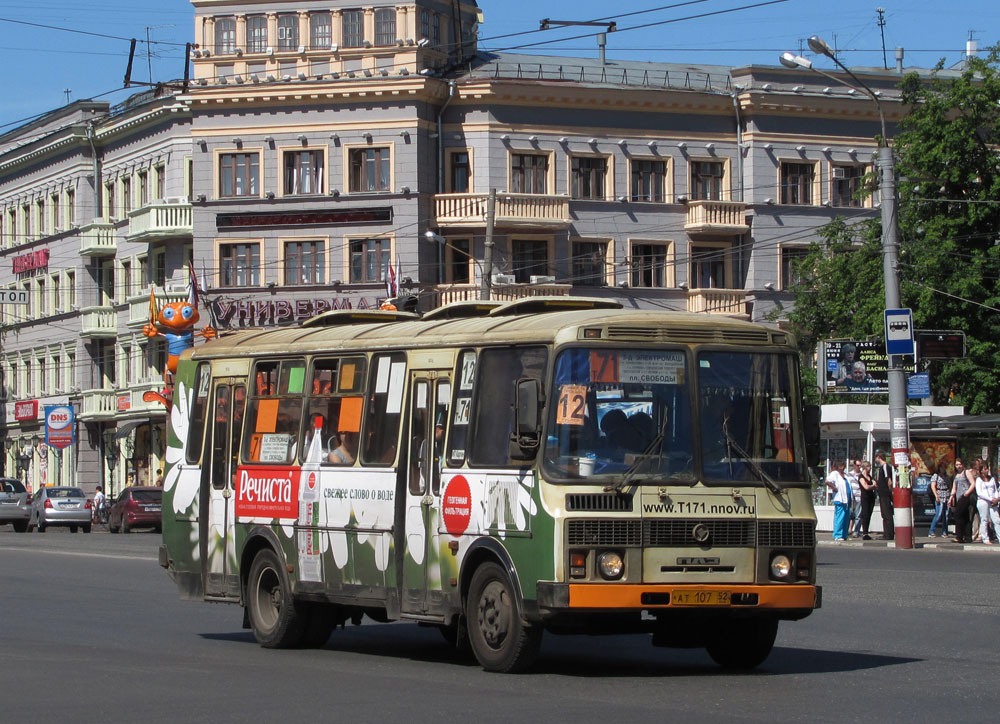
[29,486,92,532]
[109,486,163,533]
[0,477,30,532]
[911,474,936,524]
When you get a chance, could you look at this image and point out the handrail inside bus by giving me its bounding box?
[488,296,623,317]
[300,309,422,328]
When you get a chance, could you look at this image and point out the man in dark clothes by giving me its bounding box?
[874,451,894,540]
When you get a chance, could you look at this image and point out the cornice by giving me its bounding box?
[0,127,89,175]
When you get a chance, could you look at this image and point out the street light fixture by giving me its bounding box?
[781,37,912,548]
[103,429,119,498]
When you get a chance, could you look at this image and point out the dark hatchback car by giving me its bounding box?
[0,477,30,532]
[109,486,163,533]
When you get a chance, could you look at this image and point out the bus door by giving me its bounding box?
[401,373,451,615]
[202,379,246,599]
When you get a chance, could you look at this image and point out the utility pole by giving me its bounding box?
[481,188,496,301]
[877,8,888,69]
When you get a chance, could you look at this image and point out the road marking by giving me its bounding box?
[0,547,157,562]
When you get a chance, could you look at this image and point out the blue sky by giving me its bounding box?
[1,0,998,132]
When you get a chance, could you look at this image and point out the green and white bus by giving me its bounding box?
[160,297,822,672]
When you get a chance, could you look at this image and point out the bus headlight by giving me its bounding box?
[769,553,793,580]
[597,551,624,580]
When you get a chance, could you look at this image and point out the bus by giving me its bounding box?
[159,297,822,672]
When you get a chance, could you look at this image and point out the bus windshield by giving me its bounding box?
[697,350,806,485]
[544,348,695,482]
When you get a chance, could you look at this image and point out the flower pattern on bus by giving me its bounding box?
[164,381,199,515]
[483,474,536,538]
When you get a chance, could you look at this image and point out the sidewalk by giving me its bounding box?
[819,532,1000,552]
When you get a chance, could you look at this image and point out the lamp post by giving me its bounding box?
[781,38,913,548]
[103,429,118,498]
[16,441,33,489]
[425,229,487,300]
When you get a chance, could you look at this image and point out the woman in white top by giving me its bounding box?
[974,463,1000,545]
[826,460,851,541]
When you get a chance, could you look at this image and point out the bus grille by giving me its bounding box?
[644,519,755,547]
[566,519,813,547]
[566,493,634,512]
[605,326,770,344]
[757,520,815,547]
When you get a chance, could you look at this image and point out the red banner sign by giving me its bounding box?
[234,466,299,519]
[12,249,50,274]
[14,400,38,421]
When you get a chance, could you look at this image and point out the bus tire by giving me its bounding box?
[705,616,778,670]
[465,562,542,673]
[247,548,306,648]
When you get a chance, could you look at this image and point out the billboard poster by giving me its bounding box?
[909,440,955,477]
[823,340,888,393]
[45,405,75,449]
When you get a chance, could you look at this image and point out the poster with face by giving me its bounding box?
[823,340,889,393]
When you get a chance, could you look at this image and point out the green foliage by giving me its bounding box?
[783,48,1000,413]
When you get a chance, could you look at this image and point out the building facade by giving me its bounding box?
[2,0,921,496]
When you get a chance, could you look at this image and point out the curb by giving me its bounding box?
[819,538,1000,552]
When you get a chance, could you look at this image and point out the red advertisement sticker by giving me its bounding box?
[235,465,300,519]
[442,475,472,537]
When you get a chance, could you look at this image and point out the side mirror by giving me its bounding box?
[508,378,542,461]
[803,404,821,468]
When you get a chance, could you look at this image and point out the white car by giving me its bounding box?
[29,486,92,533]
[0,477,30,532]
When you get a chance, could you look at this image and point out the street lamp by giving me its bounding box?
[103,429,118,498]
[424,229,489,299]
[16,442,32,487]
[781,37,913,548]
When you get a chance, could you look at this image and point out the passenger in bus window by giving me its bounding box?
[329,431,358,465]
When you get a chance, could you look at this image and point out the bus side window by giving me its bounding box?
[243,359,305,465]
[185,362,212,464]
[362,352,405,465]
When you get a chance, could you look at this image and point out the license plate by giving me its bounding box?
[672,590,731,606]
[143,506,161,512]
[61,503,80,509]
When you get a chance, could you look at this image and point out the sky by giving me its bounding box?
[1,0,998,133]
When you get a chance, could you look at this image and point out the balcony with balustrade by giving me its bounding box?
[434,193,571,228]
[117,379,169,416]
[78,388,116,422]
[79,219,117,256]
[127,288,188,329]
[685,287,749,317]
[126,201,193,243]
[684,200,749,235]
[432,281,572,306]
[80,306,118,338]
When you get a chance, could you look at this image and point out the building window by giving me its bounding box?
[121,259,132,301]
[65,189,75,227]
[631,159,666,202]
[35,199,45,237]
[691,161,724,201]
[277,14,298,50]
[571,156,607,200]
[447,238,471,284]
[691,245,727,289]
[510,154,547,194]
[349,147,390,192]
[246,15,267,53]
[221,243,261,287]
[138,171,149,207]
[832,164,865,207]
[511,239,549,283]
[219,152,260,197]
[49,193,59,233]
[432,14,441,46]
[121,177,132,214]
[215,16,236,54]
[421,11,430,42]
[780,246,810,289]
[375,8,396,46]
[573,241,607,287]
[284,241,325,285]
[104,183,115,218]
[349,238,390,283]
[309,12,331,49]
[342,9,364,48]
[52,274,61,313]
[66,271,75,308]
[630,243,669,287]
[37,278,46,317]
[780,162,814,205]
[154,165,165,199]
[283,150,324,195]
[450,151,470,193]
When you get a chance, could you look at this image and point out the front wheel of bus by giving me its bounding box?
[247,548,306,648]
[466,562,542,673]
[705,616,778,670]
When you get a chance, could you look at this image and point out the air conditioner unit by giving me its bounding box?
[166,282,187,292]
[492,274,515,284]
[163,196,188,204]
[529,275,555,284]
[832,167,846,179]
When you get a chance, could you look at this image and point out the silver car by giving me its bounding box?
[0,477,30,532]
[29,486,92,533]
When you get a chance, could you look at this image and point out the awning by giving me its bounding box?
[907,413,1000,435]
[115,419,148,439]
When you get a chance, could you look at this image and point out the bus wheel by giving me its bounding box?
[247,548,306,648]
[705,616,778,670]
[466,562,542,673]
[299,603,337,648]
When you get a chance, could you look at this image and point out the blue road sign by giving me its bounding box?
[885,308,915,356]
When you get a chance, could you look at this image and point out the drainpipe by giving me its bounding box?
[87,121,102,220]
[731,92,746,290]
[435,81,457,283]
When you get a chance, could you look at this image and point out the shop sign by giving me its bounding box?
[14,400,38,420]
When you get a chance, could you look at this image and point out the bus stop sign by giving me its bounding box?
[885,308,915,356]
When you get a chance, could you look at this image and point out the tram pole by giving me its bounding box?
[481,188,496,301]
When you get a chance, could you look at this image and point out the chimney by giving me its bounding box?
[967,38,978,59]
[895,47,904,73]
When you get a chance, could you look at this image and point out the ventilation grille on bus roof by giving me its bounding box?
[605,326,770,344]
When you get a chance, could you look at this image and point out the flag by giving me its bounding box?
[385,258,398,298]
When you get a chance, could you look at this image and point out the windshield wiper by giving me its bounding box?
[606,419,669,495]
[720,422,783,495]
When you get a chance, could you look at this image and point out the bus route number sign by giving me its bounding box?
[0,289,28,305]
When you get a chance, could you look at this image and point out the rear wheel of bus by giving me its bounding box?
[704,616,778,669]
[465,562,542,673]
[247,548,306,648]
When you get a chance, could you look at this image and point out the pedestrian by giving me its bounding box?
[970,457,983,539]
[949,458,976,544]
[826,460,852,541]
[155,469,164,486]
[847,459,863,537]
[874,451,895,541]
[858,460,877,540]
[974,462,1000,545]
[928,462,952,537]
[92,485,105,523]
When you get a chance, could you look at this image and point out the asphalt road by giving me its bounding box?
[1,528,998,724]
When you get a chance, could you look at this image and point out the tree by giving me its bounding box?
[782,48,1000,414]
